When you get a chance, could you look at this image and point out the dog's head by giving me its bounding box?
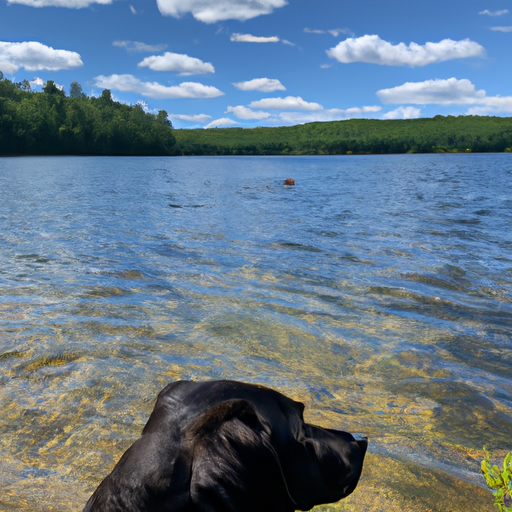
[84,380,367,512]
[184,393,366,511]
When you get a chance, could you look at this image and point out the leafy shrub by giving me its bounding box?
[482,449,512,512]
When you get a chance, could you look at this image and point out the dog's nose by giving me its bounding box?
[351,434,368,457]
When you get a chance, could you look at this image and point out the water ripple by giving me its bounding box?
[0,154,511,511]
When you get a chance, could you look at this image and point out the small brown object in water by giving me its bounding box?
[284,178,295,186]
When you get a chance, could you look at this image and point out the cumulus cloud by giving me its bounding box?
[226,105,271,120]
[376,77,512,115]
[466,100,512,115]
[237,94,381,125]
[480,9,508,16]
[156,0,287,23]
[233,78,285,92]
[205,117,239,128]
[327,35,485,67]
[113,41,168,52]
[382,106,421,119]
[138,52,214,75]
[279,106,381,124]
[377,77,486,104]
[170,113,212,123]
[249,96,323,110]
[231,33,279,43]
[30,77,45,87]
[278,106,381,124]
[136,100,153,113]
[6,0,111,7]
[490,26,512,32]
[0,60,18,75]
[93,74,224,99]
[0,41,82,74]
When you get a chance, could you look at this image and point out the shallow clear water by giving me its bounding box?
[0,154,511,511]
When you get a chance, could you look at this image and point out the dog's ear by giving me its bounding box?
[187,399,294,512]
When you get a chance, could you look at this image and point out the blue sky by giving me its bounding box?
[1,0,512,128]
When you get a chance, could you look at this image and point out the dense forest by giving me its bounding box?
[2,73,512,156]
[175,116,512,155]
[0,74,176,155]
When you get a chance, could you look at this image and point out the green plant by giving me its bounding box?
[482,448,512,512]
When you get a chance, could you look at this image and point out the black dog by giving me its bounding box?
[84,380,367,512]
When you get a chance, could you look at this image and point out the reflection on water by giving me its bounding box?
[0,154,511,511]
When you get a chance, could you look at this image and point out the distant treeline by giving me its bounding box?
[175,116,512,156]
[0,75,176,155]
[2,74,512,156]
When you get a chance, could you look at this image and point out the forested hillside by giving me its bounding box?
[0,76,176,155]
[174,116,512,155]
[2,74,512,156]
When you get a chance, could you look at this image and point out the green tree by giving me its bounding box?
[69,80,85,99]
[157,109,172,128]
[99,89,113,104]
[43,80,65,96]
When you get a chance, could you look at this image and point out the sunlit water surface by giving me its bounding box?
[0,155,511,511]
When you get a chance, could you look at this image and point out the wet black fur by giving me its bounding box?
[83,380,367,512]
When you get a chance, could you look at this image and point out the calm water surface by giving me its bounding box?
[0,154,511,511]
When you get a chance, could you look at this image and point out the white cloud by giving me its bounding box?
[490,26,512,32]
[278,106,381,124]
[170,113,212,123]
[376,77,512,115]
[129,5,137,14]
[138,52,214,75]
[231,94,381,125]
[249,96,322,110]
[113,41,168,52]
[231,33,279,43]
[93,74,224,99]
[6,0,111,7]
[0,41,82,73]
[480,9,508,16]
[328,29,347,37]
[327,35,485,67]
[0,60,19,74]
[233,78,285,92]
[466,101,512,115]
[205,117,239,128]
[156,0,287,23]
[382,106,421,119]
[465,95,512,114]
[136,100,152,113]
[377,77,486,105]
[304,27,348,37]
[30,77,45,87]
[226,105,271,120]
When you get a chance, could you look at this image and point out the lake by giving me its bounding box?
[0,154,511,511]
